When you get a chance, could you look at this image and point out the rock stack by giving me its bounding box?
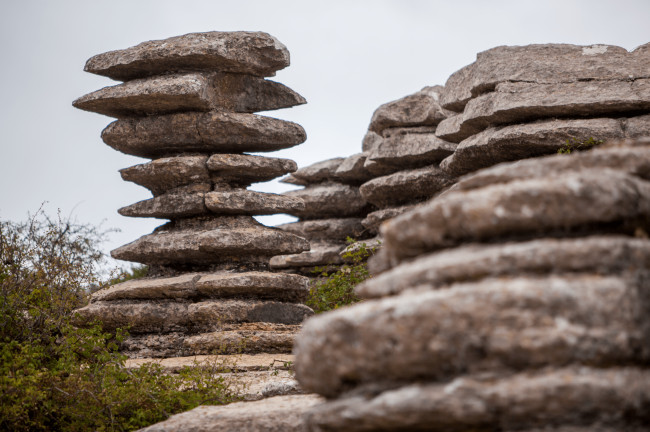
[269,158,374,275]
[72,31,314,358]
[293,138,650,431]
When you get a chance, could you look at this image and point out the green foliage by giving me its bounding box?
[557,136,604,154]
[0,210,239,431]
[306,239,378,313]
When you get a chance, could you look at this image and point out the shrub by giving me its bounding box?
[306,239,378,313]
[0,210,240,431]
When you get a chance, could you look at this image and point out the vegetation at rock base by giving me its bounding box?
[306,239,379,313]
[557,136,604,154]
[0,210,240,431]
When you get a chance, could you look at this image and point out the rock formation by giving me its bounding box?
[72,31,314,358]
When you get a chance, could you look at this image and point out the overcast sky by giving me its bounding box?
[1,0,649,269]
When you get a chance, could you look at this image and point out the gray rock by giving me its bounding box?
[138,394,323,432]
[439,117,626,176]
[381,169,650,263]
[368,86,447,134]
[120,156,210,196]
[437,79,650,142]
[340,237,382,263]
[204,190,305,215]
[270,242,345,269]
[294,274,649,397]
[361,205,416,232]
[361,131,382,152]
[303,367,650,431]
[284,183,368,219]
[102,111,306,158]
[291,158,345,185]
[84,31,290,80]
[76,298,314,333]
[440,43,650,111]
[111,216,309,266]
[361,157,402,177]
[359,165,453,208]
[207,153,297,184]
[73,72,305,118]
[277,218,366,241]
[333,153,374,184]
[261,380,302,398]
[118,193,206,218]
[367,127,456,169]
[624,113,650,137]
[91,271,309,303]
[357,236,650,299]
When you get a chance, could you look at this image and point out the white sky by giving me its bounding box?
[1,0,649,269]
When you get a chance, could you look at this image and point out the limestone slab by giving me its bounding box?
[361,131,382,152]
[124,353,295,372]
[206,153,297,184]
[120,156,210,195]
[440,43,650,111]
[204,190,305,215]
[333,153,374,184]
[368,86,447,134]
[294,274,649,397]
[269,243,345,269]
[284,183,368,219]
[84,31,290,80]
[359,165,453,208]
[381,169,650,263]
[290,158,345,185]
[277,218,366,241]
[101,111,306,158]
[368,127,456,169]
[361,205,416,233]
[118,192,207,218]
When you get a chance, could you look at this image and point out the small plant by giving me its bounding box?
[557,137,603,154]
[306,238,379,313]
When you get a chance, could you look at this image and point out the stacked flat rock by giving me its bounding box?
[358,86,457,240]
[293,138,650,431]
[436,43,650,177]
[269,158,374,275]
[72,31,315,358]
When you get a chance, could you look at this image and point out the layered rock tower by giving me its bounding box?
[73,31,314,358]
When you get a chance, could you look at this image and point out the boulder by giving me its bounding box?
[101,111,306,158]
[206,153,297,184]
[284,183,369,219]
[367,127,456,169]
[277,218,366,241]
[84,31,290,80]
[368,86,447,134]
[204,190,305,215]
[120,156,210,196]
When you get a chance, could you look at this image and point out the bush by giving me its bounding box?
[0,210,240,431]
[306,239,378,313]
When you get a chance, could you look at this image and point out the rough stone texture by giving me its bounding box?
[333,153,374,184]
[102,111,306,158]
[206,153,297,184]
[361,205,416,233]
[359,165,454,208]
[270,242,345,269]
[91,271,309,303]
[124,353,295,372]
[436,79,650,142]
[368,86,447,134]
[295,273,649,397]
[138,394,323,432]
[277,218,366,241]
[358,236,650,299]
[205,190,305,215]
[367,127,456,169]
[304,367,650,431]
[84,31,290,80]
[361,131,382,152]
[120,156,210,196]
[440,43,650,111]
[380,169,650,264]
[119,192,207,218]
[73,72,305,118]
[340,237,382,263]
[284,183,368,219]
[290,158,345,185]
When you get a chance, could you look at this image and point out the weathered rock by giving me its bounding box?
[291,158,345,185]
[436,79,650,142]
[361,131,382,152]
[333,153,374,184]
[368,86,447,134]
[73,72,306,118]
[102,111,306,158]
[111,216,309,266]
[138,394,323,432]
[440,43,650,111]
[439,117,626,176]
[361,205,416,232]
[304,367,650,431]
[120,156,210,196]
[124,353,295,373]
[270,242,345,269]
[119,193,206,218]
[76,299,313,333]
[204,190,305,215]
[284,183,368,219]
[91,271,309,303]
[340,237,382,263]
[381,169,650,263]
[206,153,297,184]
[624,113,650,137]
[367,127,456,169]
[294,274,649,397]
[277,218,366,241]
[359,165,453,208]
[84,31,290,80]
[358,236,650,299]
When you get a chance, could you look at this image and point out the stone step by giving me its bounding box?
[91,271,309,303]
[283,183,369,219]
[73,72,305,117]
[84,31,290,80]
[101,111,306,158]
[303,367,650,431]
[277,218,366,241]
[359,164,454,208]
[436,79,650,143]
[294,274,649,398]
